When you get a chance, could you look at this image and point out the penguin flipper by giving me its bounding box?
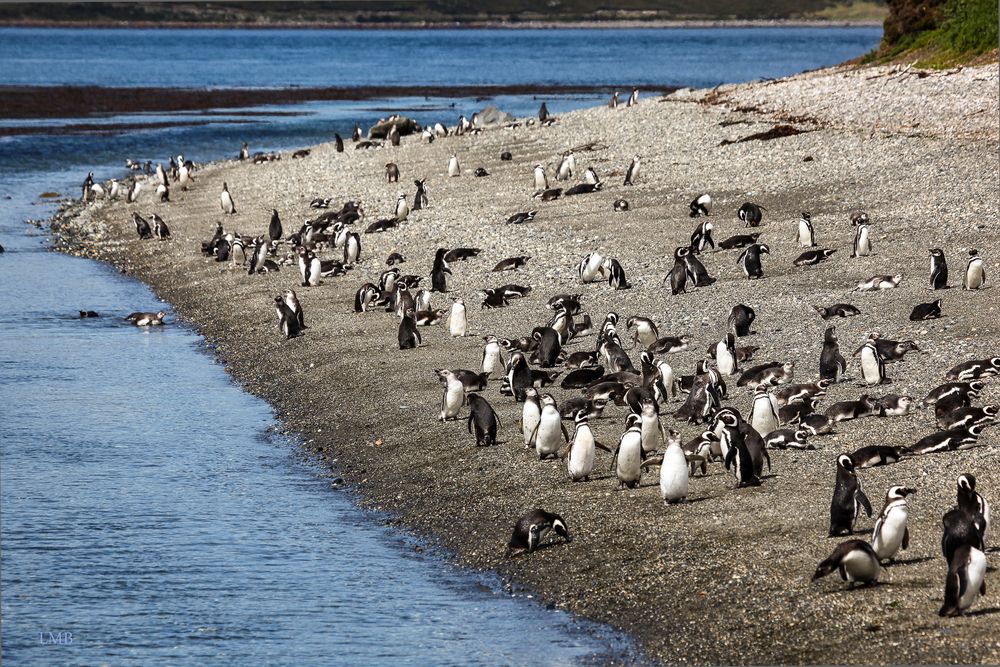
[528,423,540,446]
[858,489,874,517]
[762,445,772,471]
[939,568,961,616]
[609,444,621,471]
[724,445,736,470]
[594,440,613,453]
[902,526,909,551]
[466,413,474,434]
[641,455,663,468]
[561,423,570,442]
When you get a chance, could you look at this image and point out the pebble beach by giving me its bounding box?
[53,62,1000,664]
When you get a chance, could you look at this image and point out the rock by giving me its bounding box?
[368,116,419,139]
[476,105,514,126]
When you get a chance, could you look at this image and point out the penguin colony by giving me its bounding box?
[81,96,997,624]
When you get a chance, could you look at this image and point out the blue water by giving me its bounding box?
[0,26,881,666]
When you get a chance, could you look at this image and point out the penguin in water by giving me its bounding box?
[274,295,301,339]
[829,454,873,536]
[852,220,873,257]
[506,509,571,558]
[623,155,641,186]
[268,209,282,241]
[449,298,468,337]
[220,182,236,214]
[398,308,421,350]
[796,212,816,247]
[431,248,452,293]
[929,248,949,289]
[530,394,568,460]
[819,326,848,382]
[859,336,887,385]
[737,243,769,279]
[812,540,881,588]
[612,413,644,489]
[125,310,166,327]
[872,485,916,562]
[447,154,460,177]
[964,249,986,289]
[939,544,987,616]
[466,393,500,446]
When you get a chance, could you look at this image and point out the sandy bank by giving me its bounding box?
[54,63,999,664]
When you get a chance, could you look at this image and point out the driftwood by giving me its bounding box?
[719,124,810,146]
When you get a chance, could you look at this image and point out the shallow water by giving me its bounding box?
[0,25,882,665]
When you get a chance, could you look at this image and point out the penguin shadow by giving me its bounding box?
[965,606,1000,617]
[882,555,934,567]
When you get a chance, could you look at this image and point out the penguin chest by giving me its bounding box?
[535,412,563,455]
[640,419,661,453]
[717,346,735,375]
[751,400,777,435]
[483,348,499,374]
[521,407,540,444]
[616,438,642,483]
[967,262,984,289]
[842,550,879,582]
[309,260,321,285]
[659,447,689,500]
[856,227,870,255]
[567,429,595,480]
[860,349,881,383]
[582,255,603,282]
[797,222,812,246]
[960,549,987,609]
[441,384,464,417]
[873,506,907,559]
[450,306,467,336]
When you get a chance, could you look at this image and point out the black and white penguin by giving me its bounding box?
[609,90,620,108]
[566,410,600,482]
[491,256,530,272]
[283,289,305,331]
[924,380,984,407]
[689,220,715,254]
[556,152,575,181]
[813,303,861,320]
[132,212,153,240]
[909,299,942,321]
[613,198,630,212]
[507,351,533,402]
[431,248,452,293]
[682,249,714,287]
[829,454,873,536]
[626,316,659,349]
[466,393,500,447]
[812,540,881,588]
[852,220,873,257]
[354,283,378,312]
[125,310,166,326]
[737,361,794,388]
[623,155,641,186]
[220,182,236,215]
[737,202,763,227]
[878,394,915,417]
[929,247,949,289]
[352,121,362,142]
[342,231,361,265]
[413,179,428,210]
[850,445,909,468]
[538,102,550,123]
[239,141,249,160]
[945,357,1000,381]
[737,243,769,279]
[398,308,421,350]
[819,326,847,382]
[605,258,631,290]
[151,213,170,240]
[612,413,644,489]
[723,423,761,488]
[126,179,141,203]
[155,182,169,203]
[268,209,282,241]
[689,193,712,217]
[334,134,344,152]
[871,486,916,562]
[855,274,903,291]
[859,337,887,386]
[533,327,562,368]
[647,335,690,355]
[796,212,816,247]
[531,394,568,460]
[297,247,321,286]
[964,249,986,290]
[584,166,600,185]
[506,210,537,225]
[394,193,409,222]
[728,304,756,337]
[716,333,738,375]
[506,509,571,557]
[627,87,639,107]
[957,473,991,543]
[532,163,549,191]
[434,370,464,421]
[793,248,836,266]
[939,544,987,616]
[274,295,301,339]
[909,424,984,455]
[655,429,689,504]
[824,394,879,422]
[750,385,780,436]
[764,428,811,450]
[447,154,460,177]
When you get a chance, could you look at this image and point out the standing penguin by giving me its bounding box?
[239,142,250,160]
[431,248,452,292]
[268,209,282,241]
[627,87,639,107]
[796,212,816,247]
[566,410,598,482]
[447,154,460,177]
[623,155,641,186]
[352,121,362,142]
[151,213,170,240]
[533,164,549,191]
[531,394,568,460]
[716,333,738,375]
[957,473,991,544]
[466,393,500,446]
[538,102,549,123]
[508,352,533,402]
[521,387,541,446]
[819,326,848,382]
[750,385,780,436]
[929,248,949,289]
[274,295,301,339]
[283,289,305,331]
[728,304,756,337]
[220,182,236,215]
[334,134,344,152]
[413,179,428,210]
[155,182,169,203]
[738,202,763,227]
[612,413,644,489]
[690,220,715,253]
[657,429,689,504]
[859,337,887,385]
[638,400,665,458]
[872,485,916,562]
[829,454,873,536]
[605,258,631,290]
[449,298,468,337]
[737,243,769,279]
[852,220,872,257]
[481,335,505,378]
[939,545,987,616]
[964,249,986,290]
[398,308,421,350]
[395,193,410,222]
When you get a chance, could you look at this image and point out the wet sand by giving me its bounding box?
[52,63,1000,664]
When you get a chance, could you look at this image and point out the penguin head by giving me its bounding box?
[794,430,810,444]
[837,454,855,472]
[801,211,811,221]
[929,248,943,257]
[824,326,838,342]
[887,485,917,500]
[624,413,642,430]
[758,243,771,255]
[958,473,977,492]
[550,515,572,543]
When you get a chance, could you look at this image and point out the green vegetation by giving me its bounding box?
[0,1,885,25]
[870,0,998,66]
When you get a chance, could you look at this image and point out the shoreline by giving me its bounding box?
[51,62,999,664]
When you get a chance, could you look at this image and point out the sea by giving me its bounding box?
[0,25,882,666]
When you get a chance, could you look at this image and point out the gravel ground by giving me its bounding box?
[54,63,1000,665]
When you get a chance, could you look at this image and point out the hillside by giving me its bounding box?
[870,0,998,66]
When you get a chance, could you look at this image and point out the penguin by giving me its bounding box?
[924,380,984,407]
[690,220,715,253]
[775,379,830,406]
[297,247,321,287]
[814,303,861,320]
[500,151,513,161]
[957,473,991,543]
[812,540,881,588]
[859,338,886,385]
[737,243,769,279]
[274,296,301,339]
[626,316,659,349]
[750,385,780,436]
[852,221,872,257]
[939,545,987,616]
[638,399,666,457]
[394,193,410,221]
[126,179,141,203]
[508,351,533,402]
[354,283,379,312]
[764,428,811,450]
[647,335,690,355]
[398,308,421,350]
[623,155,641,186]
[878,394,915,417]
[239,141,250,160]
[824,394,879,422]
[556,152,575,181]
[445,247,482,262]
[613,198,630,212]
[850,445,909,468]
[819,326,848,382]
[342,231,361,265]
[531,394,569,460]
[723,424,761,488]
[929,248,949,289]
[466,393,500,446]
[627,87,639,107]
[737,361,794,388]
[612,413,644,489]
[447,154,460,177]
[415,309,445,326]
[829,454,873,536]
[909,299,942,321]
[666,247,690,295]
[413,179,428,210]
[872,485,916,562]
[609,90,619,108]
[352,121,362,142]
[943,506,986,563]
[682,251,714,287]
[268,209,282,241]
[657,429,689,504]
[125,310,166,327]
[155,162,167,187]
[220,182,236,214]
[533,164,549,191]
[689,194,712,217]
[538,102,550,123]
[334,134,344,152]
[964,249,986,289]
[388,124,401,146]
[132,212,153,240]
[448,298,467,337]
[716,333,738,375]
[155,182,169,203]
[737,202,764,227]
[533,327,561,367]
[909,424,984,455]
[728,304,756,337]
[107,179,121,200]
[794,248,836,266]
[506,210,537,225]
[945,357,1000,381]
[855,274,903,291]
[481,335,505,378]
[177,162,192,190]
[578,252,606,283]
[584,167,600,185]
[433,122,448,137]
[282,289,305,331]
[605,258,631,290]
[520,387,542,447]
[431,248,452,292]
[796,212,816,247]
[506,509,571,557]
[414,289,432,312]
[564,182,602,196]
[566,410,599,481]
[684,430,717,475]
